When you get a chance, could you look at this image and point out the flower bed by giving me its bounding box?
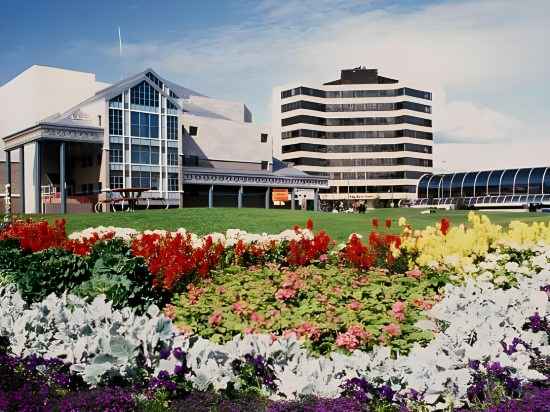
[0,213,549,411]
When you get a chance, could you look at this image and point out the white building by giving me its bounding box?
[272,67,433,208]
[0,65,327,214]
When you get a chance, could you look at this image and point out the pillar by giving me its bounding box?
[291,187,296,210]
[20,147,25,212]
[5,150,12,193]
[60,142,67,214]
[238,185,243,208]
[208,185,214,208]
[314,188,319,211]
[265,187,270,209]
[35,142,42,214]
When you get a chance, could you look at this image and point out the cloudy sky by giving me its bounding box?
[1,0,548,172]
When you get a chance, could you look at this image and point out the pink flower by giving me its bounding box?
[282,329,298,339]
[391,301,406,321]
[406,267,423,279]
[319,254,328,263]
[331,286,342,296]
[294,322,321,341]
[243,327,255,334]
[336,332,360,351]
[347,300,363,311]
[275,288,296,301]
[208,311,223,326]
[232,301,248,316]
[250,311,265,325]
[383,323,402,337]
[216,286,226,294]
[347,324,372,342]
[269,309,281,318]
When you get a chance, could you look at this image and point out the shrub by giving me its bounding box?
[75,239,167,312]
[16,248,90,302]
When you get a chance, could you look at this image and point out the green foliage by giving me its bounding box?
[16,248,91,302]
[0,239,23,272]
[73,239,167,312]
[173,264,442,355]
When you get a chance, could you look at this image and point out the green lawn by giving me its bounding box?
[38,207,550,243]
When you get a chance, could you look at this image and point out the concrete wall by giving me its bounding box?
[0,65,108,160]
[182,114,272,166]
[188,95,252,123]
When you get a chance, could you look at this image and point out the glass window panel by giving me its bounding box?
[440,174,454,198]
[427,175,442,198]
[528,167,545,194]
[534,194,543,202]
[130,112,140,137]
[462,172,477,197]
[474,171,490,197]
[500,169,516,195]
[514,168,530,194]
[450,173,466,197]
[151,146,159,164]
[149,114,159,138]
[512,195,520,202]
[487,170,504,195]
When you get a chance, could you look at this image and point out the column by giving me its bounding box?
[19,147,25,213]
[291,187,296,210]
[208,185,214,208]
[35,142,42,214]
[5,150,12,192]
[5,150,12,216]
[60,142,67,214]
[265,187,270,209]
[237,185,243,208]
[178,154,184,208]
[314,188,319,211]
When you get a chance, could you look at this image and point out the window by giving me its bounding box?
[98,115,102,127]
[168,173,178,191]
[132,171,150,188]
[130,81,159,107]
[261,133,268,143]
[145,72,163,89]
[167,116,178,140]
[109,143,123,163]
[109,109,122,135]
[261,161,268,170]
[110,170,123,189]
[130,112,159,138]
[167,147,178,166]
[131,145,159,165]
[189,126,198,136]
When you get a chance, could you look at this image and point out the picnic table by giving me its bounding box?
[94,188,150,212]
[111,187,150,211]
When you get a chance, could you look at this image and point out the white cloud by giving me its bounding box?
[104,0,549,166]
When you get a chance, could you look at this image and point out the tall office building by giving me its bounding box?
[272,67,433,208]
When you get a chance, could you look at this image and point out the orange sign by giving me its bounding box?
[272,188,289,202]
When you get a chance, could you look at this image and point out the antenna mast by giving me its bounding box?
[118,27,123,79]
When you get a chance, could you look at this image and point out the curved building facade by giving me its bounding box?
[415,167,550,207]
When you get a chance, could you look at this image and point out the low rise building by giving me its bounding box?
[0,65,327,214]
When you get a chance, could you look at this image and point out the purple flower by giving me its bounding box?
[157,370,171,380]
[378,384,395,401]
[172,347,185,360]
[159,347,171,360]
[468,359,481,370]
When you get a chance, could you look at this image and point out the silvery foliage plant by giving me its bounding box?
[0,246,548,410]
[0,285,175,385]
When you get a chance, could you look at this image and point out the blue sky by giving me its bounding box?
[1,0,548,171]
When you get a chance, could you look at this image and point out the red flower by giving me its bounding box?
[371,218,379,228]
[440,218,451,236]
[385,218,392,229]
[306,218,314,231]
